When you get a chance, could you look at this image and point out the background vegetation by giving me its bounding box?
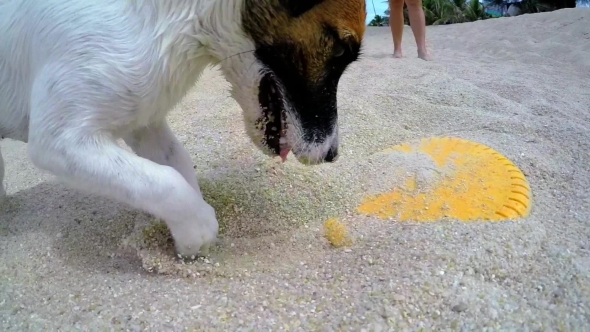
[368,0,589,26]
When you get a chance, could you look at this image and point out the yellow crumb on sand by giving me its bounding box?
[323,218,352,247]
[357,137,532,222]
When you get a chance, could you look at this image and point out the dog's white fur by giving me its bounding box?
[0,0,341,257]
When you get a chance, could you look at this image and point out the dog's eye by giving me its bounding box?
[332,44,345,57]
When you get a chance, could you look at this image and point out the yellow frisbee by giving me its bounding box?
[356,137,532,222]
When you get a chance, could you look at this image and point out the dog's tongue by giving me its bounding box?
[279,134,290,162]
[279,146,290,162]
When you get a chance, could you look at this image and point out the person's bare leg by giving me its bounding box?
[389,0,405,58]
[405,0,432,60]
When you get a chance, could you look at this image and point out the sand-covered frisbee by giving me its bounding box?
[356,137,532,222]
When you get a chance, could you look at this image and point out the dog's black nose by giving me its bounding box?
[324,147,338,162]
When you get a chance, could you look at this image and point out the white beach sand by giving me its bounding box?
[1,8,589,331]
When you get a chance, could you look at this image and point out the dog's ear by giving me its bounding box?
[279,0,326,17]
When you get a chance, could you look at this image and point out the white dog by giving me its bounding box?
[0,0,366,258]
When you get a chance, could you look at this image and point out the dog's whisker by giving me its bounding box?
[212,50,256,66]
[225,49,255,61]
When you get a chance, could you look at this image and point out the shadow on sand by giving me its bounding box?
[0,164,337,275]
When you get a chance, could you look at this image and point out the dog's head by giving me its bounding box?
[216,0,366,164]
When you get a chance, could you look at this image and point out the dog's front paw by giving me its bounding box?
[172,202,219,259]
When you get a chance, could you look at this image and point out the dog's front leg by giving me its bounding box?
[29,121,217,258]
[123,121,201,194]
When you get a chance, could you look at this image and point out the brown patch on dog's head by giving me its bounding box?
[242,0,366,164]
[244,0,366,81]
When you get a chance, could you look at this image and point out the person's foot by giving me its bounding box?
[418,49,432,61]
[393,50,403,58]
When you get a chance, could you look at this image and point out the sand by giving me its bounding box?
[1,8,590,331]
